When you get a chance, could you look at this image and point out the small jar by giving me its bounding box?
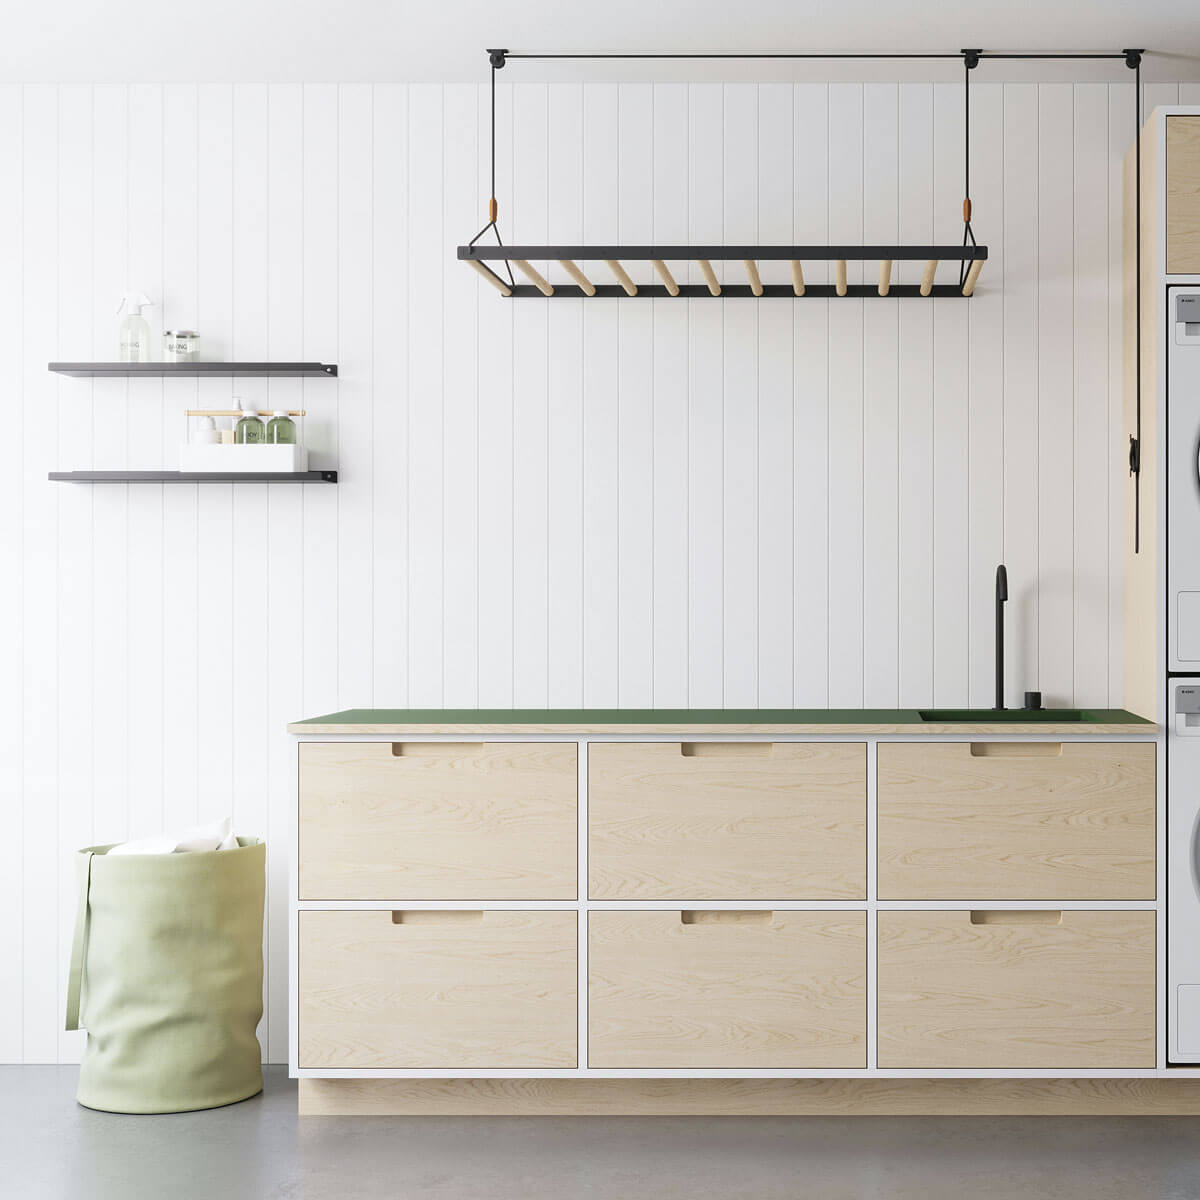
[163,330,200,362]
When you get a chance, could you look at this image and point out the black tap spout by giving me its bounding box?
[995,564,1008,710]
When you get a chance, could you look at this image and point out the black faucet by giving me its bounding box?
[995,564,1008,710]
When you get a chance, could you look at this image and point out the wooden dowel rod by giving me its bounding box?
[605,259,638,297]
[743,259,764,297]
[878,260,893,297]
[558,259,596,297]
[920,259,938,297]
[652,259,680,296]
[789,261,805,297]
[697,259,721,297]
[961,258,984,297]
[466,257,512,296]
[187,409,306,417]
[834,260,847,297]
[512,259,554,297]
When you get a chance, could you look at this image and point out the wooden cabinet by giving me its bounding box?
[877,742,1155,899]
[291,720,1162,1086]
[877,910,1156,1069]
[298,741,577,900]
[588,910,867,1068]
[588,741,866,899]
[298,910,578,1069]
[1167,116,1200,273]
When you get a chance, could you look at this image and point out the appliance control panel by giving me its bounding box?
[1178,294,1200,345]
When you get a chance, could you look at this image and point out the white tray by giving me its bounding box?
[178,443,309,473]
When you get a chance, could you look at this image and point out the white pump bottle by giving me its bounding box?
[117,292,153,362]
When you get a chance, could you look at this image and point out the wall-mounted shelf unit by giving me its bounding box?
[48,362,338,377]
[48,470,338,483]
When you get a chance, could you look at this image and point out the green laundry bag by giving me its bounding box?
[65,838,265,1114]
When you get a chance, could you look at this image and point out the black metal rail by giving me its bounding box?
[459,245,988,262]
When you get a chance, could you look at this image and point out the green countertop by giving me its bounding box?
[290,706,1153,729]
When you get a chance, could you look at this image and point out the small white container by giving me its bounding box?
[179,443,309,473]
[163,330,200,362]
[190,416,219,445]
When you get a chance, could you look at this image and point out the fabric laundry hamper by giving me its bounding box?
[65,838,265,1114]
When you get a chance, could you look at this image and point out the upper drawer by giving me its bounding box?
[588,741,866,899]
[299,741,577,900]
[877,741,1155,900]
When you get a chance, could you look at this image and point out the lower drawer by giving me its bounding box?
[877,910,1156,1069]
[298,910,577,1069]
[588,910,867,1068]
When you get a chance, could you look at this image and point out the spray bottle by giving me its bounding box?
[117,292,153,362]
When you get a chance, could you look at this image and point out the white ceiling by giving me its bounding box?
[5,0,1199,82]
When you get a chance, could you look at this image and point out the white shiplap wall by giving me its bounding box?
[1,80,1188,1063]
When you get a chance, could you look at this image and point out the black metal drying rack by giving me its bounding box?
[457,45,1147,548]
[458,48,1141,304]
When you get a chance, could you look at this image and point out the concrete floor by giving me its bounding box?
[6,1067,1200,1200]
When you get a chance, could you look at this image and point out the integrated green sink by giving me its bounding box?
[918,708,1084,722]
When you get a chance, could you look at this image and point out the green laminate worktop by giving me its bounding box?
[288,707,1155,735]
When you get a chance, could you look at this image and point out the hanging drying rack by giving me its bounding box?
[458,45,1148,553]
[458,47,1142,307]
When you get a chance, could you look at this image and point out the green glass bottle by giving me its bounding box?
[266,411,297,444]
[234,400,266,445]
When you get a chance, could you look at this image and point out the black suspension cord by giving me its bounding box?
[468,53,514,286]
[1133,51,1143,553]
[960,52,979,286]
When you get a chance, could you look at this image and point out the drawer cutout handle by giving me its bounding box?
[391,911,484,925]
[681,910,772,925]
[391,742,485,757]
[969,910,1062,926]
[969,742,1063,758]
[680,742,773,758]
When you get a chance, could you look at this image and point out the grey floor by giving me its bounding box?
[6,1067,1200,1200]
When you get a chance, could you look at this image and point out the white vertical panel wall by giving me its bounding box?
[0,80,1177,1062]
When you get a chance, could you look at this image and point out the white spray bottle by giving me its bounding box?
[117,292,153,362]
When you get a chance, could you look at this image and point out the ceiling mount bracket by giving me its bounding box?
[487,48,509,69]
[961,48,981,70]
[1124,48,1144,70]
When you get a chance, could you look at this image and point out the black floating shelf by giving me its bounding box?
[49,470,338,483]
[48,362,338,378]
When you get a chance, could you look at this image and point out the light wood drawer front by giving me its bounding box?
[877,910,1156,1069]
[299,910,578,1069]
[1167,117,1200,274]
[877,742,1155,900]
[588,742,866,899]
[299,741,577,900]
[589,910,867,1068]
